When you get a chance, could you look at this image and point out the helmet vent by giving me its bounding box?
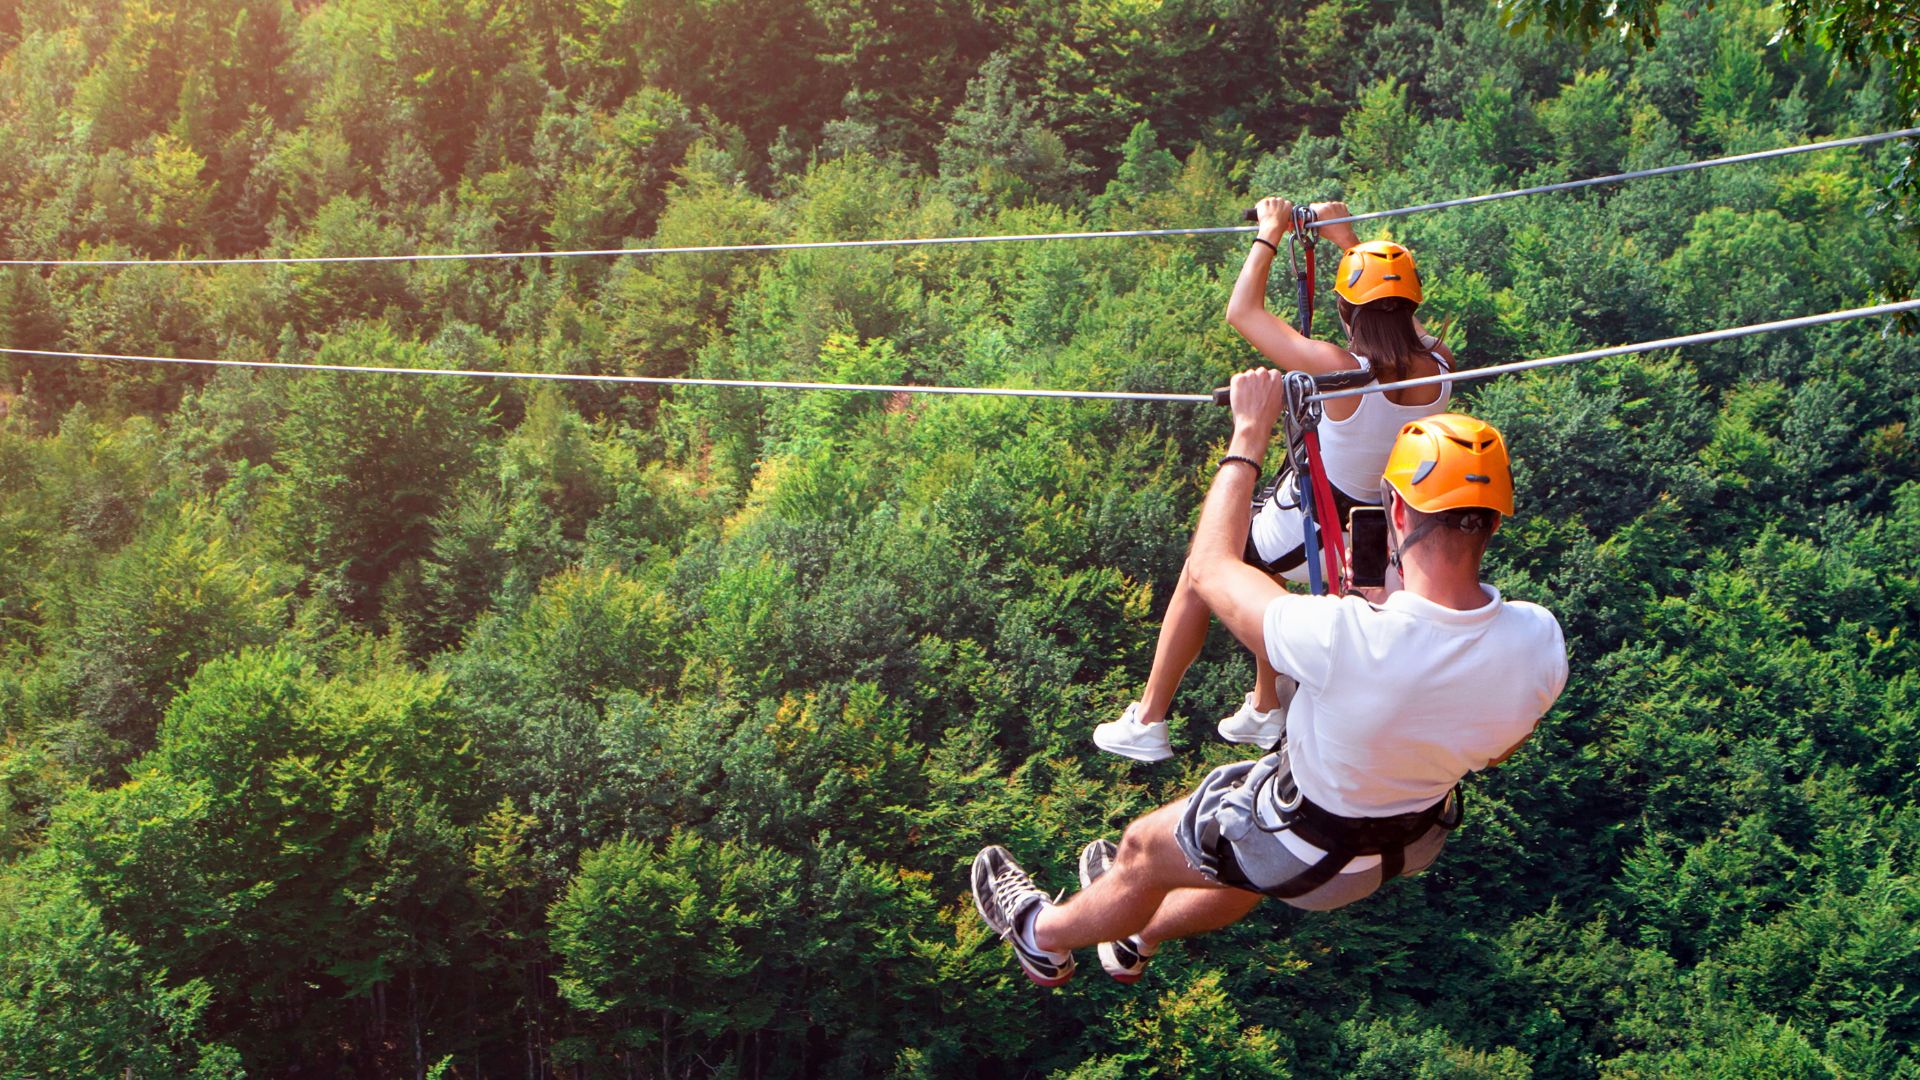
[1412,460,1438,485]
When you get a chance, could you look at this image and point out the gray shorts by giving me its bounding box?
[1173,753,1448,911]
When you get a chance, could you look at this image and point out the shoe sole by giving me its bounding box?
[1019,961,1074,987]
[971,849,1073,988]
[1092,731,1174,763]
[1216,720,1284,747]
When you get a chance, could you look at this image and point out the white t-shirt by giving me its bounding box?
[1262,585,1569,820]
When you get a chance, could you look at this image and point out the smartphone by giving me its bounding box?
[1348,506,1387,590]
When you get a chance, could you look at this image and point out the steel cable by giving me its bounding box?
[5,299,1913,404]
[1,128,1912,269]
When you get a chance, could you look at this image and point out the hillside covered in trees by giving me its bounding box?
[2,0,1919,1075]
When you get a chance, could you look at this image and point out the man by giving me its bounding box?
[971,367,1569,986]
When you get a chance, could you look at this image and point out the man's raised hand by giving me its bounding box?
[1229,367,1288,439]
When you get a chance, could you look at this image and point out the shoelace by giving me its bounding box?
[991,864,1041,923]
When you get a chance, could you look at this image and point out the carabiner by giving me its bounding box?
[1288,205,1318,337]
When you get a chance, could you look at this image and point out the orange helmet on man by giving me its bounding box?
[1335,240,1423,307]
[1382,413,1514,517]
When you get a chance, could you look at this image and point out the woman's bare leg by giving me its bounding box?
[1251,648,1286,713]
[1136,560,1213,723]
[1246,569,1301,714]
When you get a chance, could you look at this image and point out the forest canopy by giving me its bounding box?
[2,0,1919,1076]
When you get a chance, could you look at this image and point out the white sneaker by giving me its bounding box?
[1216,691,1287,748]
[1093,703,1173,762]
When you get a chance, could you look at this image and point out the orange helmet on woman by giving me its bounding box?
[1382,413,1514,516]
[1335,240,1423,307]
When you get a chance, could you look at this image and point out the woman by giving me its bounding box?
[1093,197,1456,762]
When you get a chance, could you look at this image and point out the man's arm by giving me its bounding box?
[1187,368,1292,657]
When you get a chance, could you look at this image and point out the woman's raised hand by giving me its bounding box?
[1308,201,1361,251]
[1254,196,1294,241]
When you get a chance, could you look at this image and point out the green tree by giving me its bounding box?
[1697,37,1775,143]
[1343,77,1421,176]
[60,498,289,774]
[54,646,483,1072]
[1537,69,1627,177]
[937,52,1085,213]
[284,196,413,332]
[0,859,242,1077]
[273,325,495,622]
[549,831,804,1074]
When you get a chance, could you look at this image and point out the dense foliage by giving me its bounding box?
[2,0,1919,1075]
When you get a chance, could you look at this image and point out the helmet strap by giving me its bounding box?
[1390,502,1496,572]
[1387,489,1464,571]
[1389,515,1446,572]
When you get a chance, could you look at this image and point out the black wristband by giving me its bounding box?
[1218,454,1262,474]
[1251,237,1279,255]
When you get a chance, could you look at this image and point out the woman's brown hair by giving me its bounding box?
[1336,296,1425,384]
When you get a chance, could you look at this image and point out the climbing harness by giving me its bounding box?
[1285,369,1377,594]
[1281,372,1331,594]
[1240,740,1464,898]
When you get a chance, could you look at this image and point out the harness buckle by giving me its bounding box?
[1273,769,1304,813]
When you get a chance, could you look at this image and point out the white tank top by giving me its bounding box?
[1318,351,1452,503]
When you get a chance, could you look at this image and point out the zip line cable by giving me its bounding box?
[5,299,1915,404]
[2,127,1914,269]
[0,345,1217,403]
[1308,126,1920,230]
[1309,298,1920,402]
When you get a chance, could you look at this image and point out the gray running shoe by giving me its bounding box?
[1078,838,1149,984]
[972,846,1074,987]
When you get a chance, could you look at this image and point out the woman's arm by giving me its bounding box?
[1226,197,1356,377]
[1410,316,1456,367]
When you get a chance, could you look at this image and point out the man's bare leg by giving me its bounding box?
[1030,801,1241,953]
[1139,887,1263,948]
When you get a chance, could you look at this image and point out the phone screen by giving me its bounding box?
[1348,507,1387,590]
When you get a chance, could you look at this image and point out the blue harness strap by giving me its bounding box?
[1280,371,1328,595]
